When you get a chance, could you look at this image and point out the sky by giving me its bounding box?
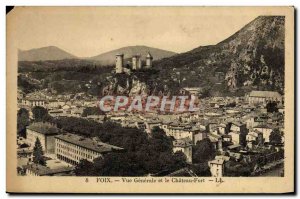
[8,7,258,57]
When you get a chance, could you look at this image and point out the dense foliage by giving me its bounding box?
[266,101,279,113]
[192,138,216,164]
[269,128,282,144]
[32,106,52,122]
[224,161,252,177]
[18,75,39,94]
[81,107,105,117]
[18,62,113,95]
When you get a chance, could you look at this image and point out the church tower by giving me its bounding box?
[115,54,124,73]
[145,52,153,69]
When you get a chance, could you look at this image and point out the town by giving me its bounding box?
[98,95,200,112]
[17,53,285,177]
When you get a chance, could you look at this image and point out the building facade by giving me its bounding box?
[21,98,46,107]
[164,126,196,142]
[247,91,282,105]
[172,138,193,163]
[24,163,73,176]
[26,122,62,154]
[55,133,124,165]
[208,159,225,177]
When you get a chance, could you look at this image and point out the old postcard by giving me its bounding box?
[6,6,294,193]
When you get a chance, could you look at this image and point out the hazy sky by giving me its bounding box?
[8,7,258,57]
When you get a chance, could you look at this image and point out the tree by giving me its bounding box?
[18,76,38,94]
[74,159,95,176]
[171,151,187,170]
[266,101,278,113]
[32,106,50,122]
[269,128,282,144]
[200,87,211,98]
[81,107,104,117]
[17,108,29,138]
[224,161,252,177]
[92,153,146,176]
[193,138,216,164]
[32,137,46,166]
[20,143,30,148]
[226,102,236,107]
[190,163,211,176]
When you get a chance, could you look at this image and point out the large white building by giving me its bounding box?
[21,98,46,107]
[163,125,195,141]
[247,91,282,105]
[26,122,62,154]
[173,137,193,163]
[55,133,124,165]
[162,123,207,144]
[253,124,274,143]
[208,156,229,177]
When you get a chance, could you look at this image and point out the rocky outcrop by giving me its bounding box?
[154,16,285,95]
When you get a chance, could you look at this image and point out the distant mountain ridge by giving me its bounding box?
[89,45,176,65]
[18,45,176,65]
[18,46,78,61]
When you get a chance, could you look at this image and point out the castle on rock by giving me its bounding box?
[115,52,153,74]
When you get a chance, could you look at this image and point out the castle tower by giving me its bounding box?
[145,52,153,69]
[115,54,124,73]
[132,55,142,70]
[132,55,138,70]
[137,55,142,69]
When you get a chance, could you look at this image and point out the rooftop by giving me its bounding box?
[227,144,241,150]
[253,124,273,129]
[23,163,74,176]
[166,167,196,177]
[55,133,124,154]
[146,52,153,58]
[231,121,245,127]
[173,137,192,148]
[249,91,282,98]
[209,159,225,165]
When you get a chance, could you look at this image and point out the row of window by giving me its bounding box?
[56,142,99,156]
[56,139,100,161]
[56,148,95,160]
[166,129,193,134]
[57,154,80,165]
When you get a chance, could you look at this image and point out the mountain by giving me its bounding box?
[18,16,285,97]
[89,45,176,65]
[153,16,285,96]
[18,46,77,61]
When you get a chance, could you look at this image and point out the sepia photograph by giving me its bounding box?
[6,6,295,193]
